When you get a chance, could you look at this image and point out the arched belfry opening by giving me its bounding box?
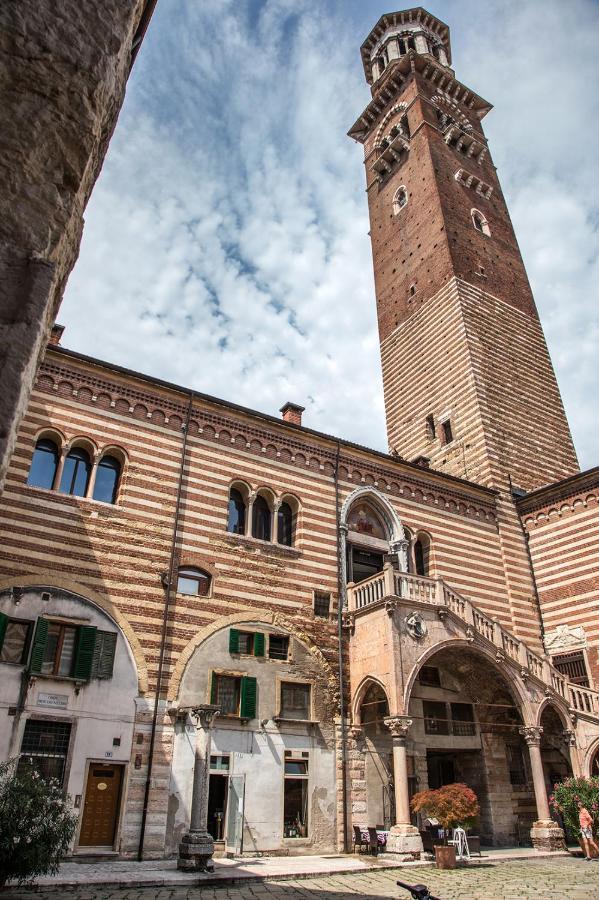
[341,488,408,587]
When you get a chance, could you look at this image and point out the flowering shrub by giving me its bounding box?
[411,782,479,837]
[0,759,77,887]
[550,776,599,837]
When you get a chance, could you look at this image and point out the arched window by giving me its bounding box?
[58,447,91,497]
[93,455,121,504]
[27,438,59,490]
[277,502,294,547]
[360,683,389,726]
[176,566,211,597]
[471,209,491,236]
[393,186,408,215]
[227,488,247,535]
[252,495,272,541]
[414,534,431,577]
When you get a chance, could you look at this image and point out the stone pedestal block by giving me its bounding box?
[177,831,215,872]
[385,823,423,858]
[530,820,566,852]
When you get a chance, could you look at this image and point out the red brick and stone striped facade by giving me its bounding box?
[0,6,598,861]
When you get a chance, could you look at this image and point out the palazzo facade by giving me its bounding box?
[0,7,598,859]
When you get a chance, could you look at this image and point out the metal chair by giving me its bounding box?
[368,826,379,856]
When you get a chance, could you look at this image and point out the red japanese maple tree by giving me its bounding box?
[411,782,479,833]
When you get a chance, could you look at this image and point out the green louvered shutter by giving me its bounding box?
[240,676,257,720]
[91,631,117,679]
[0,612,8,653]
[210,672,217,704]
[29,617,49,673]
[72,625,97,681]
[253,632,265,657]
[229,628,239,654]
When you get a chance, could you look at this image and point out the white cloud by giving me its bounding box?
[60,0,599,468]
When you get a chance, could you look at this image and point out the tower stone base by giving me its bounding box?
[530,820,566,852]
[385,824,423,858]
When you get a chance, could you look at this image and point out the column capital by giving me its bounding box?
[384,715,413,743]
[519,725,543,746]
[191,704,221,730]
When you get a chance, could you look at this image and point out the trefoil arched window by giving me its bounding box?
[277,502,294,547]
[252,495,272,542]
[59,447,91,497]
[227,488,246,535]
[93,455,121,504]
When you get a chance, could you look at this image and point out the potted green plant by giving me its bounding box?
[550,776,599,856]
[411,782,479,869]
[0,759,77,888]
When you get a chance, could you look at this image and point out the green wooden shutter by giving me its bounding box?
[229,628,239,654]
[29,617,49,673]
[253,632,265,657]
[0,612,8,653]
[91,631,117,679]
[72,625,97,681]
[240,676,257,720]
[210,671,217,704]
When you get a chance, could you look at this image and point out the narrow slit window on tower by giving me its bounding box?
[407,36,416,51]
[441,419,453,445]
[425,414,435,439]
[409,284,416,297]
[398,38,407,55]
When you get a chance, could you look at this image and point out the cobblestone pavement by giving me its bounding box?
[4,858,599,900]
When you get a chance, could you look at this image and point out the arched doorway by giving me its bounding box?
[358,682,394,829]
[407,645,532,847]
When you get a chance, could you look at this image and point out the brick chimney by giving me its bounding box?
[280,402,305,427]
[48,323,65,346]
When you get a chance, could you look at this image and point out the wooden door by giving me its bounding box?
[79,764,123,847]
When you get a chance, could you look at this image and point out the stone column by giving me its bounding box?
[519,726,565,851]
[178,704,220,871]
[384,716,423,857]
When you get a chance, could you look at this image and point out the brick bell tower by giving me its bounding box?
[349,8,579,494]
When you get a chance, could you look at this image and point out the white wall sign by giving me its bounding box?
[37,692,68,709]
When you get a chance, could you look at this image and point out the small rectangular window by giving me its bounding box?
[210,754,230,771]
[418,666,440,687]
[237,632,254,655]
[18,719,72,786]
[283,754,309,838]
[269,635,289,661]
[0,619,32,665]
[213,675,241,716]
[423,700,449,735]
[313,592,331,618]
[441,419,453,444]
[280,682,311,720]
[552,651,589,687]
[450,702,476,736]
[425,414,436,440]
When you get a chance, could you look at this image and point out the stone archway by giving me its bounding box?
[356,680,395,830]
[340,487,409,589]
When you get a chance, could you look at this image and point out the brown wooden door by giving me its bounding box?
[79,764,123,847]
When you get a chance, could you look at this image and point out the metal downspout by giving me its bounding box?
[137,392,193,860]
[334,440,349,853]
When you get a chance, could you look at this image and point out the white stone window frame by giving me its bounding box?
[470,208,491,237]
[455,168,493,200]
[393,185,409,215]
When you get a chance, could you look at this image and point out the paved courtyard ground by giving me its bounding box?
[3,857,598,900]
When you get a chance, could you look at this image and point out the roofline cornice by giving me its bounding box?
[516,467,599,514]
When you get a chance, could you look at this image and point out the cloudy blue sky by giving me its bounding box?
[60,0,599,469]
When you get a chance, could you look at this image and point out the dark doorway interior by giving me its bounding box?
[346,546,385,583]
[427,751,456,789]
[207,774,228,842]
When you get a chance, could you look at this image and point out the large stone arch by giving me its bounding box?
[535,696,572,731]
[403,637,535,725]
[169,609,338,703]
[0,574,148,694]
